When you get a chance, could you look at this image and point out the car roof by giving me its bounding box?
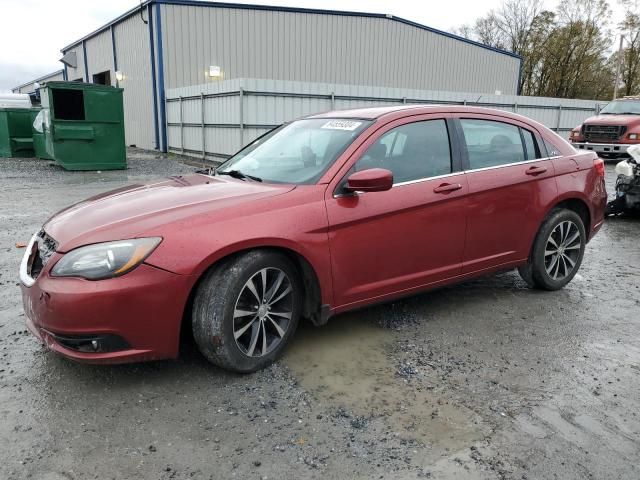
[306,104,530,121]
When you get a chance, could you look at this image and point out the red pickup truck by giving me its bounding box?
[571,96,640,158]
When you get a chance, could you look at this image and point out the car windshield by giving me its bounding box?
[599,99,640,115]
[217,118,372,184]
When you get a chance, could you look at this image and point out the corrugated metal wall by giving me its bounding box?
[85,30,113,82]
[12,71,64,94]
[166,78,604,160]
[64,43,86,82]
[159,4,520,95]
[114,12,156,150]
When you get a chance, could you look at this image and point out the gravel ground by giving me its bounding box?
[0,151,638,479]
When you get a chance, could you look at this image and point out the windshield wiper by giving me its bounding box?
[216,169,263,182]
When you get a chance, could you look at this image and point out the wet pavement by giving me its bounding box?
[0,152,638,479]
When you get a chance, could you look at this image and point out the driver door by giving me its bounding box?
[325,115,469,310]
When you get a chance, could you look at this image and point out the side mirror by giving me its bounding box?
[346,168,393,193]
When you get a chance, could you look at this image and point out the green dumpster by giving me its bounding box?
[0,107,39,158]
[41,81,126,170]
[32,110,53,160]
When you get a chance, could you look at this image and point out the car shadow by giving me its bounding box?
[33,270,545,387]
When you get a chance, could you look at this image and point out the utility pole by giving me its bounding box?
[614,35,625,99]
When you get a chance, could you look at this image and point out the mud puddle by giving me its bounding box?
[284,311,488,450]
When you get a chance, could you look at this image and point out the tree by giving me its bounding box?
[618,1,640,96]
[540,0,613,99]
[456,0,615,100]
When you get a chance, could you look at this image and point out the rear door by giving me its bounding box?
[454,114,558,273]
[325,115,469,309]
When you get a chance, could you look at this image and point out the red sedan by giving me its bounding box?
[20,106,607,372]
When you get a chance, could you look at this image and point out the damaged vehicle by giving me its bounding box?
[20,106,607,373]
[606,144,640,215]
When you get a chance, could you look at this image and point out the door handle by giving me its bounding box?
[525,166,547,175]
[433,183,463,193]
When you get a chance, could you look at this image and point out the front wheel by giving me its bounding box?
[192,251,301,373]
[518,209,586,291]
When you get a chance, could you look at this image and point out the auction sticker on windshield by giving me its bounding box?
[321,120,363,131]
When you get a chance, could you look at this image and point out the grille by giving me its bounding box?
[583,124,626,142]
[28,229,58,280]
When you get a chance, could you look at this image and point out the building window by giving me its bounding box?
[92,71,111,86]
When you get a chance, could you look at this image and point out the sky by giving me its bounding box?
[0,0,627,92]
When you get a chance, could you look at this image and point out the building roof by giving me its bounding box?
[12,70,64,91]
[61,0,522,62]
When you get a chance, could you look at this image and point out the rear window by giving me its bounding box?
[543,139,562,157]
[460,119,525,169]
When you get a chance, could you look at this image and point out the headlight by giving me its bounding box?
[629,133,638,140]
[51,237,162,280]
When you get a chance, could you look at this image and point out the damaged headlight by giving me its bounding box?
[51,237,162,280]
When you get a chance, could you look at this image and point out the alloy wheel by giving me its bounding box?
[232,267,294,357]
[544,220,582,281]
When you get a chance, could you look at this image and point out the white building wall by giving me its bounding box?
[85,30,113,84]
[113,11,157,149]
[159,4,521,95]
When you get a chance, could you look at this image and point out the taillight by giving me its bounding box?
[594,158,605,177]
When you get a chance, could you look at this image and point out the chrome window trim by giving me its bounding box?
[332,170,463,198]
[463,155,559,174]
[392,170,464,187]
[332,155,562,198]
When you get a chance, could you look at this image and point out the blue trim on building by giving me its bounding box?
[517,57,524,95]
[149,5,160,150]
[61,0,522,62]
[82,40,89,82]
[155,2,167,152]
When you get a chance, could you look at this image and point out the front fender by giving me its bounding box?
[142,186,334,306]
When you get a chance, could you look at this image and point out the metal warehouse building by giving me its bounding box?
[13,70,65,95]
[14,0,522,152]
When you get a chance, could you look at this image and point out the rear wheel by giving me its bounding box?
[518,209,586,291]
[192,251,301,373]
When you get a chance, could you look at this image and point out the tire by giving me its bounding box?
[518,209,586,291]
[192,250,302,373]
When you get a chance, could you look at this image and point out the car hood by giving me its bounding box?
[583,114,640,127]
[44,174,295,252]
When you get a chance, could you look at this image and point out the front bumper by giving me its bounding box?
[572,142,631,156]
[20,261,196,364]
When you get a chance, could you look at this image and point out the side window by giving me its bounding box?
[460,119,526,169]
[543,139,562,157]
[521,129,541,160]
[355,120,452,184]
